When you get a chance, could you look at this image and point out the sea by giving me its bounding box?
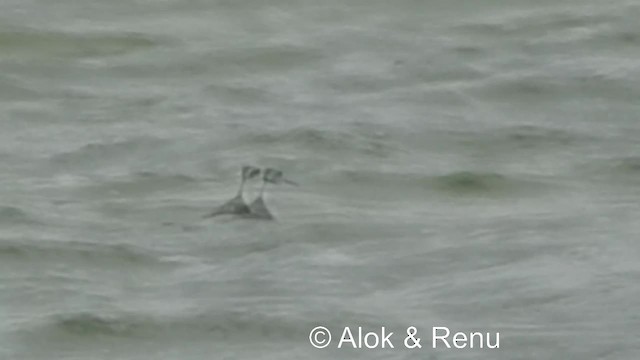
[1,1,639,359]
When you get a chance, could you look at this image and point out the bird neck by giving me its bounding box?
[259,180,268,197]
[236,178,246,197]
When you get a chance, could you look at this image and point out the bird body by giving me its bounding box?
[203,166,260,218]
[246,168,297,220]
[245,196,274,220]
[203,193,250,218]
[203,166,296,220]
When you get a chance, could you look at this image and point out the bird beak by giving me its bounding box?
[282,178,299,186]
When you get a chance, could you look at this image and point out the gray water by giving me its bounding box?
[2,1,640,359]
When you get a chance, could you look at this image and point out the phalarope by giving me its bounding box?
[246,168,297,220]
[203,165,261,218]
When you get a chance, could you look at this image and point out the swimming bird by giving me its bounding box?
[246,168,298,220]
[203,165,261,218]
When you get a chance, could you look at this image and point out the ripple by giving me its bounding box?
[458,125,589,152]
[327,168,553,200]
[0,239,167,267]
[48,136,168,170]
[0,206,38,225]
[241,126,400,158]
[0,29,161,59]
[208,44,324,73]
[29,309,313,342]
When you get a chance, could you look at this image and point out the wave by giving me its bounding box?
[457,125,588,153]
[48,136,168,169]
[469,74,564,102]
[241,126,400,158]
[611,156,640,174]
[433,171,509,193]
[577,156,640,184]
[32,309,313,342]
[453,7,615,37]
[204,82,275,105]
[472,70,640,104]
[0,28,161,59]
[208,43,324,73]
[0,75,41,101]
[451,6,640,103]
[0,206,38,225]
[78,171,198,198]
[0,239,168,266]
[326,168,551,200]
[430,171,549,196]
[27,307,398,346]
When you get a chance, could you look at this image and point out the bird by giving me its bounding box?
[245,168,298,220]
[203,165,261,218]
